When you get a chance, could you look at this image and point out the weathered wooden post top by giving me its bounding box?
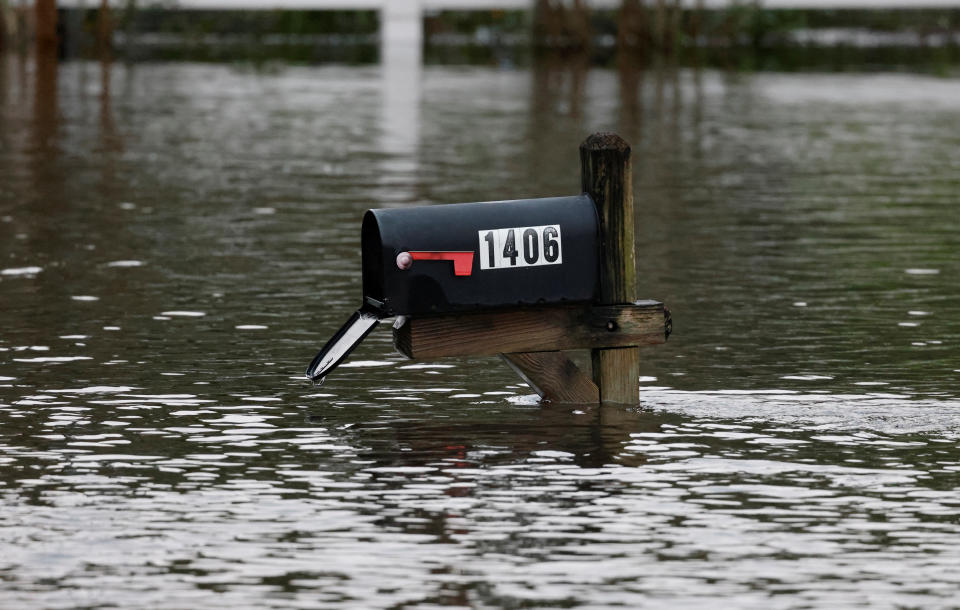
[306,132,670,405]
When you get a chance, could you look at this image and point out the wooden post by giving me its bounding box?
[96,0,112,59]
[654,0,665,51]
[34,0,57,57]
[0,1,6,54]
[580,132,640,404]
[532,0,560,48]
[617,0,649,52]
[566,0,591,52]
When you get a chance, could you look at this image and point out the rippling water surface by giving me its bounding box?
[2,55,960,607]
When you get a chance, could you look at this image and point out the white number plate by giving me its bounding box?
[478,225,563,270]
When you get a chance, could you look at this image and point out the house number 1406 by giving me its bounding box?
[478,225,563,270]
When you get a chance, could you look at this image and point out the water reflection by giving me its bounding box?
[380,40,420,159]
[2,56,960,606]
[617,52,645,138]
[0,52,6,109]
[3,382,960,607]
[98,59,122,154]
[369,403,664,470]
[32,50,58,155]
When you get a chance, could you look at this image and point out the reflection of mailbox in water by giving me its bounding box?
[362,195,600,317]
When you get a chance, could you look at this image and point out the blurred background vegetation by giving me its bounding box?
[1,1,958,72]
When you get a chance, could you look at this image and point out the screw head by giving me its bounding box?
[396,252,413,270]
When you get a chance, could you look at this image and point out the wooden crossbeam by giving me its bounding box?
[393,300,665,359]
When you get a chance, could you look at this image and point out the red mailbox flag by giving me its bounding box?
[407,251,474,276]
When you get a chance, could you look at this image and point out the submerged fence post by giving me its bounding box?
[34,0,57,57]
[580,133,641,404]
[96,0,112,59]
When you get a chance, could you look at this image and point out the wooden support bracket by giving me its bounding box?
[392,301,667,405]
[501,351,599,404]
[393,301,665,359]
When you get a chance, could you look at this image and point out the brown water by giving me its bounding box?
[2,54,960,608]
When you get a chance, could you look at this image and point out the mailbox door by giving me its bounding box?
[362,195,599,316]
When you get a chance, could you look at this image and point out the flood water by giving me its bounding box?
[2,53,960,607]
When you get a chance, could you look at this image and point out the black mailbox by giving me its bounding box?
[362,195,599,316]
[307,194,601,382]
